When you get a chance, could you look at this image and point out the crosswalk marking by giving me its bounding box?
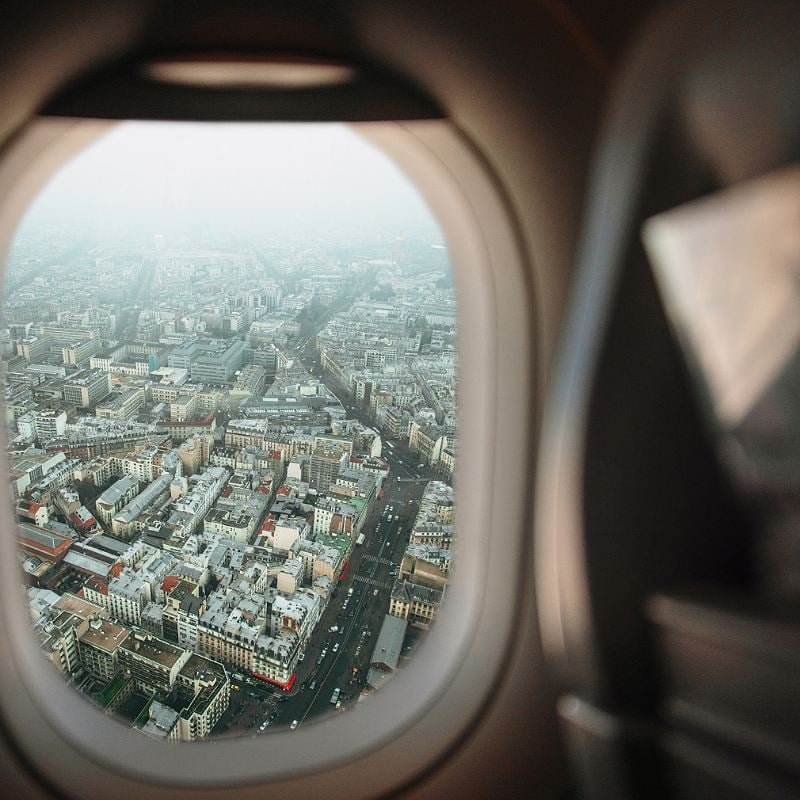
[362,555,392,565]
[353,575,391,590]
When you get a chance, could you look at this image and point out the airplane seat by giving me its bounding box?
[536,1,800,797]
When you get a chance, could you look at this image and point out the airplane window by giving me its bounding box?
[3,121,459,742]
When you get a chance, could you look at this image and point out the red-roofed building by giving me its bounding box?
[70,506,98,532]
[17,522,72,561]
[16,499,49,527]
[161,575,180,594]
[330,513,354,537]
[261,517,276,534]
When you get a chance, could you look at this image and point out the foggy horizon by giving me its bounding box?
[15,122,441,242]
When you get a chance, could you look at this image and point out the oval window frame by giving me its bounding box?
[0,116,536,798]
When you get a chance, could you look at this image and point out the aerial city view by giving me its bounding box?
[1,124,457,741]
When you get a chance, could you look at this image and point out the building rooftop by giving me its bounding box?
[121,632,186,669]
[97,475,141,509]
[53,592,106,620]
[79,618,130,653]
[87,533,131,556]
[63,369,107,387]
[369,614,407,672]
[140,700,179,739]
[390,578,444,606]
[17,522,72,558]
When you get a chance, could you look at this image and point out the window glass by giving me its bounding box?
[3,122,458,741]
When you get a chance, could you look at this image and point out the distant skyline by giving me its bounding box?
[16,122,441,240]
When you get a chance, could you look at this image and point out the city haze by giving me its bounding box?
[17,122,440,240]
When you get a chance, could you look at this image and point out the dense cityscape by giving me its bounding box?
[2,129,458,742]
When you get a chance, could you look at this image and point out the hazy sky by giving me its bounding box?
[18,122,439,239]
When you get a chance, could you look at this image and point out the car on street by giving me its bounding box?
[333,642,340,652]
[329,625,338,632]
[290,720,298,731]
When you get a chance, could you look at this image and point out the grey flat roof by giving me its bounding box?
[88,533,131,555]
[97,474,140,505]
[63,550,111,577]
[369,614,407,672]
